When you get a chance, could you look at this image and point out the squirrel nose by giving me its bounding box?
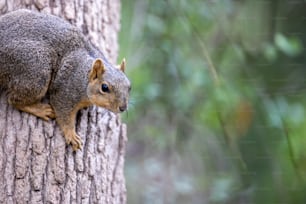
[119,104,127,112]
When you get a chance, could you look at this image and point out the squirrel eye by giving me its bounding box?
[101,83,109,93]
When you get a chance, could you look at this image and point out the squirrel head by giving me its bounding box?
[87,58,131,113]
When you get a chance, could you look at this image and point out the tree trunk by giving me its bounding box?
[0,1,127,203]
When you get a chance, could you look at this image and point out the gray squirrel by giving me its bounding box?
[0,9,131,150]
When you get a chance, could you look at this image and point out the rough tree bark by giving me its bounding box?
[0,1,127,203]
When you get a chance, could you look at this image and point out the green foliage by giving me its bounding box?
[120,0,306,203]
[275,33,303,57]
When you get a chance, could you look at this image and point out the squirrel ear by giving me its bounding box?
[89,58,105,81]
[119,58,126,72]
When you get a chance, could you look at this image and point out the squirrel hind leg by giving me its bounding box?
[11,102,55,121]
[7,83,55,120]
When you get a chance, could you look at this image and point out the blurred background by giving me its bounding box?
[118,0,306,203]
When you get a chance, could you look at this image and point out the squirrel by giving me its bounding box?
[0,9,131,151]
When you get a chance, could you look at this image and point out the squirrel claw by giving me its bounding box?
[33,103,55,121]
[65,132,82,151]
[71,138,82,151]
[41,104,56,120]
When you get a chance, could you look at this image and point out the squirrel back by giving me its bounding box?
[0,9,88,53]
[0,9,131,150]
[0,9,103,73]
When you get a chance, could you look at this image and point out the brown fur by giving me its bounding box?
[0,10,131,151]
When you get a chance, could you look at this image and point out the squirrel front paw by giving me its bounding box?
[64,131,82,151]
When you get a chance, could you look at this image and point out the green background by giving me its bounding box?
[119,0,306,203]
